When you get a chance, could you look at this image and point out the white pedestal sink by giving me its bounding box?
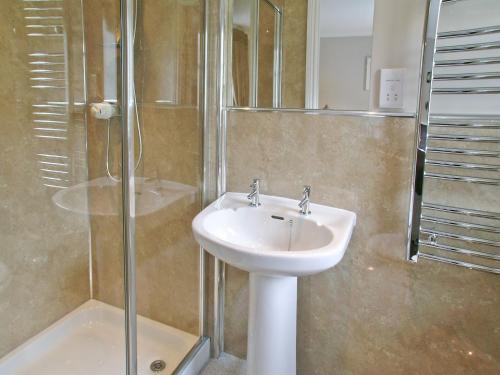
[192,192,356,375]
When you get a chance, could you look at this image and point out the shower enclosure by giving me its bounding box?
[0,0,209,374]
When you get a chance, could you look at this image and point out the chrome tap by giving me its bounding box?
[247,178,261,207]
[298,185,311,215]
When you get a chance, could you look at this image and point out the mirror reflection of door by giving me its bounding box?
[315,0,374,110]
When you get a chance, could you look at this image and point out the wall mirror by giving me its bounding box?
[227,0,375,110]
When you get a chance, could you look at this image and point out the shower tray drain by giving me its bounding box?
[150,360,166,372]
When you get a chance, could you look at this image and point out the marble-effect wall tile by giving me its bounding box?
[84,0,203,335]
[282,0,307,108]
[224,111,500,374]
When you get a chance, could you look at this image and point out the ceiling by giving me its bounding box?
[320,0,375,38]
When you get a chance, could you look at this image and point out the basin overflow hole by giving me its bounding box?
[271,215,284,220]
[150,360,166,372]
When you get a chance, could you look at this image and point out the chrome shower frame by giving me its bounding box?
[119,0,210,374]
[119,0,137,374]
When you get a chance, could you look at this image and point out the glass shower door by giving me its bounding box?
[0,0,128,373]
[0,0,207,374]
[130,0,209,373]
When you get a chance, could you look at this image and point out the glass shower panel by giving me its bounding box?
[1,0,205,373]
[132,0,205,372]
[0,0,127,373]
[83,0,126,317]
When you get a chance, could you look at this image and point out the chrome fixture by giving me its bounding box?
[224,106,416,118]
[407,0,500,275]
[120,0,138,373]
[93,0,144,184]
[247,178,262,207]
[298,185,311,215]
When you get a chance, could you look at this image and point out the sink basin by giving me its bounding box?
[193,192,355,374]
[192,192,356,276]
[192,192,356,375]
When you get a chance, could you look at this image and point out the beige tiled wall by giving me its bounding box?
[223,111,500,374]
[84,0,203,334]
[87,106,202,334]
[281,0,307,108]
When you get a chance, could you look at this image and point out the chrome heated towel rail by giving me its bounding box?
[408,0,500,274]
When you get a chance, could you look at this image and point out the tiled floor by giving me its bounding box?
[200,353,246,375]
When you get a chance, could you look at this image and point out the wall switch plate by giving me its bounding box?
[379,68,405,109]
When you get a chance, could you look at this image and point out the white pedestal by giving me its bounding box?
[247,273,297,375]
